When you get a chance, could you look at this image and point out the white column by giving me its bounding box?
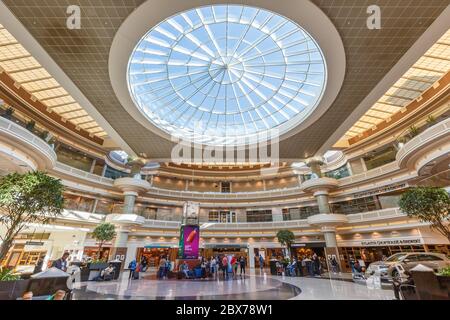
[123,191,138,214]
[360,157,368,172]
[272,207,283,222]
[248,244,255,269]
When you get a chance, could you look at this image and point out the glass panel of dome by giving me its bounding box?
[128,4,326,145]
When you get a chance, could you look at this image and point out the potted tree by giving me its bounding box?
[88,223,116,276]
[399,187,450,242]
[276,230,295,259]
[0,172,64,297]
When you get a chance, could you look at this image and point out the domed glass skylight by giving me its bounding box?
[128,5,326,145]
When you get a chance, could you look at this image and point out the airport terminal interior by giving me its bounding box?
[0,0,449,302]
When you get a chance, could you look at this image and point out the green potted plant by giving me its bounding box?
[426,115,437,127]
[276,229,295,258]
[0,172,64,263]
[25,120,36,132]
[40,130,49,141]
[0,266,30,300]
[2,107,14,120]
[399,187,450,242]
[408,125,420,138]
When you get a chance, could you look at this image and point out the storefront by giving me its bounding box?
[291,242,326,259]
[83,246,112,261]
[338,238,427,271]
[136,246,177,268]
[202,244,248,260]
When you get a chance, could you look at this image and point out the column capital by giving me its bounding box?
[113,177,151,195]
[305,156,325,167]
[301,177,339,194]
[105,213,145,226]
[123,191,139,197]
[307,213,348,228]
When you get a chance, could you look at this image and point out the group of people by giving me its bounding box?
[178,255,247,280]
[271,253,326,277]
[127,256,150,280]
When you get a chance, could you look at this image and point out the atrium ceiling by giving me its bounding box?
[1,0,449,160]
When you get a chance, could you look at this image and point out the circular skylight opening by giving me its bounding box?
[127,4,327,146]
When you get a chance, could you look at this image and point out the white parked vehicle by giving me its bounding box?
[366,252,450,282]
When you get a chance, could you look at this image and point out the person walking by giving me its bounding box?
[128,259,137,280]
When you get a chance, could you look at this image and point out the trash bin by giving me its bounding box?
[108,260,123,280]
[269,260,277,275]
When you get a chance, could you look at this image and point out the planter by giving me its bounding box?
[89,262,109,271]
[412,270,450,300]
[437,275,450,297]
[0,280,30,300]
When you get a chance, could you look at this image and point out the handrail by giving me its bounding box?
[0,116,57,169]
[53,207,407,229]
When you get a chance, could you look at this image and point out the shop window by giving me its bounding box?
[95,199,115,214]
[363,145,397,170]
[246,210,273,222]
[221,182,231,193]
[208,211,236,223]
[324,165,350,179]
[56,145,94,172]
[331,196,379,215]
[104,165,128,180]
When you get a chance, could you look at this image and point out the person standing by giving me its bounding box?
[33,257,44,274]
[312,254,321,276]
[128,259,137,280]
[349,255,356,273]
[52,252,70,272]
[140,256,148,272]
[210,257,217,278]
[239,256,246,276]
[304,255,313,276]
[297,256,304,277]
[259,254,264,271]
[158,256,167,279]
[221,255,228,280]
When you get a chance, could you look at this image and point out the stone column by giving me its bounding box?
[302,158,348,271]
[123,191,138,214]
[111,175,151,265]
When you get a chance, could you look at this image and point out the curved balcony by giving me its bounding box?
[396,117,450,169]
[47,118,450,205]
[55,208,409,235]
[0,116,57,171]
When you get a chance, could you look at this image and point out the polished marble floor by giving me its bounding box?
[72,269,394,300]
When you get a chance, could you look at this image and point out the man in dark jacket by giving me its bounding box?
[33,257,44,274]
[52,252,70,272]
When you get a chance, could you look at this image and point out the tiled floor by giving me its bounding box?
[71,269,394,300]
